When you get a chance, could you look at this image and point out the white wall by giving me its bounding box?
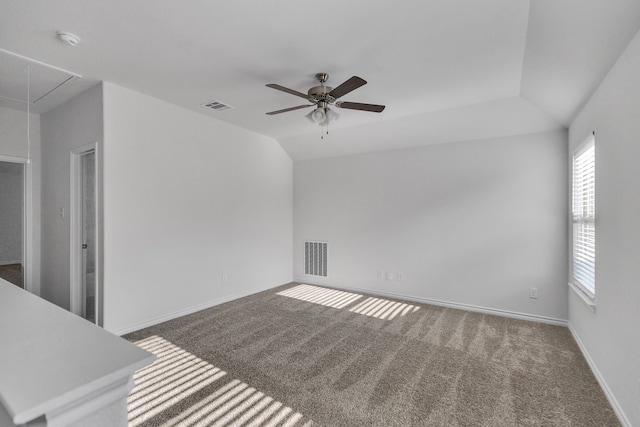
[294,131,568,321]
[0,107,37,158]
[568,28,640,427]
[102,83,293,334]
[40,84,103,309]
[0,106,41,294]
[0,162,23,264]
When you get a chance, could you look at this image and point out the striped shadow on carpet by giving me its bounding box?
[276,284,420,319]
[125,282,620,427]
[128,335,309,427]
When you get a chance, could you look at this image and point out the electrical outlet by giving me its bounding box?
[377,271,383,280]
[222,274,229,283]
[529,287,538,299]
[385,272,394,281]
[396,272,404,281]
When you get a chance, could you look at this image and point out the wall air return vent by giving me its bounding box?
[202,100,234,111]
[304,241,327,277]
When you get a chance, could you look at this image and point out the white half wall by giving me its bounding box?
[293,131,568,321]
[40,84,104,308]
[568,28,640,427]
[0,106,41,294]
[102,83,293,334]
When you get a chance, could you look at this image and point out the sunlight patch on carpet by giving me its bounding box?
[277,284,362,309]
[130,335,310,427]
[159,379,308,427]
[349,297,420,319]
[128,335,227,426]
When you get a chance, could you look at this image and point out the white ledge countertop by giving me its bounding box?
[0,279,155,425]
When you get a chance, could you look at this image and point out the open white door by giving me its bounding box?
[70,143,99,325]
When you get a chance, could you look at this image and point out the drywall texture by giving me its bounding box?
[294,131,568,321]
[40,83,104,309]
[0,107,41,294]
[569,28,640,427]
[0,107,34,158]
[0,162,23,264]
[102,83,293,333]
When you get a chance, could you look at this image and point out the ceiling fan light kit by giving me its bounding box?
[305,108,324,124]
[324,107,339,124]
[266,72,385,136]
[305,104,340,127]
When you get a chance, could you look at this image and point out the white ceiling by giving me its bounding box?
[0,48,97,113]
[1,0,639,160]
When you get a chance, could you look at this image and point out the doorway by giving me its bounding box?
[0,161,25,288]
[70,144,98,324]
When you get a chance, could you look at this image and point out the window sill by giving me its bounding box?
[568,282,596,313]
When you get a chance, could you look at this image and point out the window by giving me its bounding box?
[571,135,595,298]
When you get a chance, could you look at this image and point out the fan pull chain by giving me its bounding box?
[320,124,329,140]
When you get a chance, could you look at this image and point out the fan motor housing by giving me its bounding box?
[308,85,334,103]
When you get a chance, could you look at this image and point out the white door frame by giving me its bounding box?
[0,154,30,291]
[70,143,100,324]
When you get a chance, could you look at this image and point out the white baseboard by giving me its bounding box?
[293,278,568,326]
[110,284,275,336]
[568,322,631,427]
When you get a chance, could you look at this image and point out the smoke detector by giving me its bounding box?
[57,31,81,47]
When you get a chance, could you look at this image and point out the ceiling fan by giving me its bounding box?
[265,73,385,127]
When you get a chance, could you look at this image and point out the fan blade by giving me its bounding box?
[329,76,367,99]
[336,101,385,113]
[266,104,314,115]
[266,84,310,100]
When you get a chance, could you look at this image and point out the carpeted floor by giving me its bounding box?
[125,283,619,427]
[0,264,22,288]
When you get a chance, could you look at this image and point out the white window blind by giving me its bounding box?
[572,136,595,296]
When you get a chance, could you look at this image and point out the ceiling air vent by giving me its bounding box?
[202,100,234,112]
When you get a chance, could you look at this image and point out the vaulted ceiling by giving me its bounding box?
[1,1,639,160]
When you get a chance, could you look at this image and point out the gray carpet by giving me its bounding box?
[0,264,22,288]
[125,283,619,426]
